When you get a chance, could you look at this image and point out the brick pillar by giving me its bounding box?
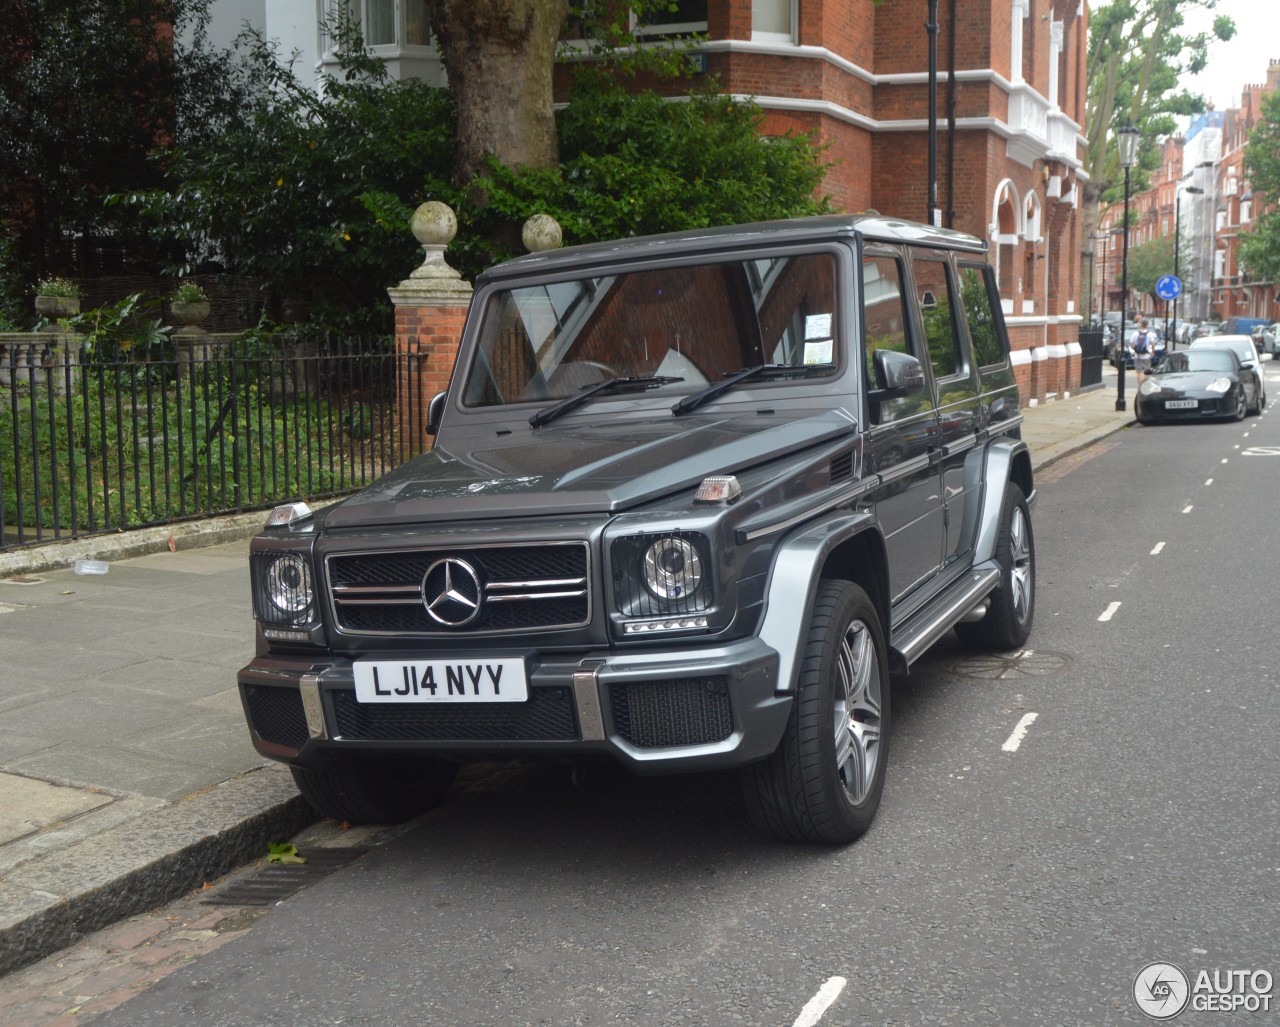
[387,202,473,461]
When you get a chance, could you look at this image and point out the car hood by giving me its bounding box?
[1149,371,1238,391]
[321,407,858,528]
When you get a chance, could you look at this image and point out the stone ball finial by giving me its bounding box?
[406,201,464,286]
[522,214,563,253]
[411,201,458,248]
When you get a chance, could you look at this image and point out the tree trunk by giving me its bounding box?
[427,0,571,187]
[1078,182,1104,319]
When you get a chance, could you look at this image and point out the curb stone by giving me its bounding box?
[0,768,316,978]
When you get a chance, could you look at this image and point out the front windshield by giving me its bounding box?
[462,252,839,407]
[1161,350,1236,374]
[1191,340,1251,363]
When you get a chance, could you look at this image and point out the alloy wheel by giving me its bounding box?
[832,620,883,806]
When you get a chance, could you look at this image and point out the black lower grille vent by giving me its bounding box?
[243,684,309,749]
[610,678,733,748]
[332,687,578,742]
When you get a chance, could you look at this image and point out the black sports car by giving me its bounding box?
[1134,349,1263,424]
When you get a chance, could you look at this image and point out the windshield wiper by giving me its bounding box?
[671,364,820,415]
[529,376,684,428]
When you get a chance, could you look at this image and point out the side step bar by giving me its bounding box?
[889,563,1001,674]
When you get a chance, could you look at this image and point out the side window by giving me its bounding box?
[910,256,964,381]
[958,263,1005,368]
[861,253,912,385]
[862,252,933,426]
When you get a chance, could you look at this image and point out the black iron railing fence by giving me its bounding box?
[1,333,404,551]
[1078,327,1104,391]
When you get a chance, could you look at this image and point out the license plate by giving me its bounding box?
[1165,399,1198,409]
[353,657,528,703]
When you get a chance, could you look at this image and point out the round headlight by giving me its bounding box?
[264,553,313,615]
[1205,376,1232,394]
[643,537,703,600]
[1139,378,1161,395]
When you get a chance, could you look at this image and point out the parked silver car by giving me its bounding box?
[1188,335,1267,408]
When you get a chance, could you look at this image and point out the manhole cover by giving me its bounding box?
[201,847,367,906]
[949,649,1072,681]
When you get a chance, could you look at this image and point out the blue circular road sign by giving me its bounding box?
[1155,274,1182,300]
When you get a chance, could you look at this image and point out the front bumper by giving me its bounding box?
[238,638,790,775]
[1135,392,1238,420]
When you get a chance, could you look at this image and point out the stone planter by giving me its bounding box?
[170,300,211,332]
[35,294,80,328]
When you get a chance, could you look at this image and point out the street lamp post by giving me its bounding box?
[1117,122,1140,412]
[1172,184,1204,351]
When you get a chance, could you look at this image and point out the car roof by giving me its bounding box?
[477,214,988,284]
[1191,335,1254,347]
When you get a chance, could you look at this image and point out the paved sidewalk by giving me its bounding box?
[0,379,1134,978]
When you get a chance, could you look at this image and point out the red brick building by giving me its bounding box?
[1211,63,1280,325]
[1101,60,1280,332]
[560,0,1091,402]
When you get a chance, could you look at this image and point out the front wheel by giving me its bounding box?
[291,755,458,825]
[742,581,889,844]
[955,483,1035,651]
[1234,390,1248,421]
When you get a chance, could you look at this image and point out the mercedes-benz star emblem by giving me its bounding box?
[421,557,483,627]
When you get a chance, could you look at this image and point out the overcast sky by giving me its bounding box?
[1180,0,1277,114]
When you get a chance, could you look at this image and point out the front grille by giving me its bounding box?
[327,543,590,636]
[609,678,733,748]
[243,684,309,749]
[331,687,578,741]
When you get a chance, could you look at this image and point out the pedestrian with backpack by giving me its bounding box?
[1130,318,1155,383]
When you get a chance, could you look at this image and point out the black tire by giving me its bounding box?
[955,483,1035,651]
[291,755,458,824]
[1233,389,1247,421]
[1249,383,1263,416]
[742,580,889,844]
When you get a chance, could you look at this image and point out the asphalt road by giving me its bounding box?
[90,371,1280,1026]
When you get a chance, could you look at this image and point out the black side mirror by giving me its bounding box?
[426,391,447,436]
[870,349,926,399]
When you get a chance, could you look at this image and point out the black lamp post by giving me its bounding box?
[1117,122,1140,412]
[926,0,940,226]
[1172,184,1204,352]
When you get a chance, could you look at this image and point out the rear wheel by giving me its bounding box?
[955,483,1035,651]
[742,581,889,844]
[291,755,458,824]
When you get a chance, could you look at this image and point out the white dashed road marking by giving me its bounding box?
[1099,602,1122,622]
[1002,713,1039,753]
[1205,478,1213,486]
[1183,505,1194,514]
[793,977,847,1027]
[1150,542,1165,555]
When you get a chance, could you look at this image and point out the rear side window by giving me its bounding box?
[910,255,964,382]
[958,264,1005,368]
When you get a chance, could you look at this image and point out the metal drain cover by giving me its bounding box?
[949,649,1072,681]
[201,847,367,906]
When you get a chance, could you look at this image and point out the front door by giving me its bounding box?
[861,248,945,601]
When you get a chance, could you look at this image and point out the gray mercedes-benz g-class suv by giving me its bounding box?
[238,214,1035,844]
